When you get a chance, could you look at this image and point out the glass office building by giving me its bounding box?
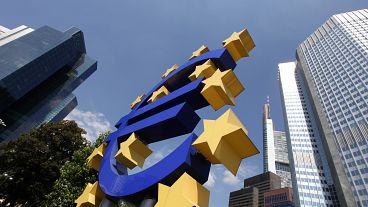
[279,62,339,207]
[263,98,292,188]
[279,9,368,207]
[0,25,97,141]
[295,9,368,207]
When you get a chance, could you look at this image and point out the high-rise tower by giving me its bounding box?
[263,97,292,188]
[0,25,97,141]
[279,62,341,207]
[279,9,368,207]
[263,96,275,173]
[296,9,368,207]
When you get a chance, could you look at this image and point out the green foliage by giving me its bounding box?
[42,131,110,207]
[0,120,87,206]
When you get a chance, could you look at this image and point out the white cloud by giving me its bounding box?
[204,171,216,188]
[222,170,240,186]
[153,151,164,160]
[143,150,164,168]
[144,146,174,167]
[220,161,261,186]
[237,162,260,179]
[65,108,112,142]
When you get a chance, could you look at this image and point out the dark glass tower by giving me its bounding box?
[0,25,97,141]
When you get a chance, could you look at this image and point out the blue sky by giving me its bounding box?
[1,1,367,206]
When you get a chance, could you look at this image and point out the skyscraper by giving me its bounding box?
[279,8,368,207]
[279,62,342,207]
[296,9,368,207]
[0,25,97,142]
[263,98,292,188]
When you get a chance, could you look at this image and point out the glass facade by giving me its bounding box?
[263,99,292,188]
[274,131,292,188]
[296,9,368,207]
[279,62,338,207]
[0,25,97,141]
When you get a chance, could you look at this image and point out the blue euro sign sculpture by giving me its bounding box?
[101,48,235,199]
[76,29,258,207]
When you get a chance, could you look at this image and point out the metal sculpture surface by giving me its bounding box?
[76,28,258,207]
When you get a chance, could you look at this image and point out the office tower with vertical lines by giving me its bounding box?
[279,62,341,207]
[263,98,292,188]
[0,25,97,141]
[280,9,368,207]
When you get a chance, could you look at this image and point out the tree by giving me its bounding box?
[0,120,88,206]
[42,132,110,207]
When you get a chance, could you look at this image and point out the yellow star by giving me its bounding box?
[87,143,107,171]
[192,109,259,175]
[115,133,152,169]
[147,86,170,103]
[155,173,209,207]
[222,29,255,61]
[75,181,105,207]
[201,69,244,110]
[189,45,210,60]
[162,64,178,79]
[188,60,216,81]
[130,94,145,109]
